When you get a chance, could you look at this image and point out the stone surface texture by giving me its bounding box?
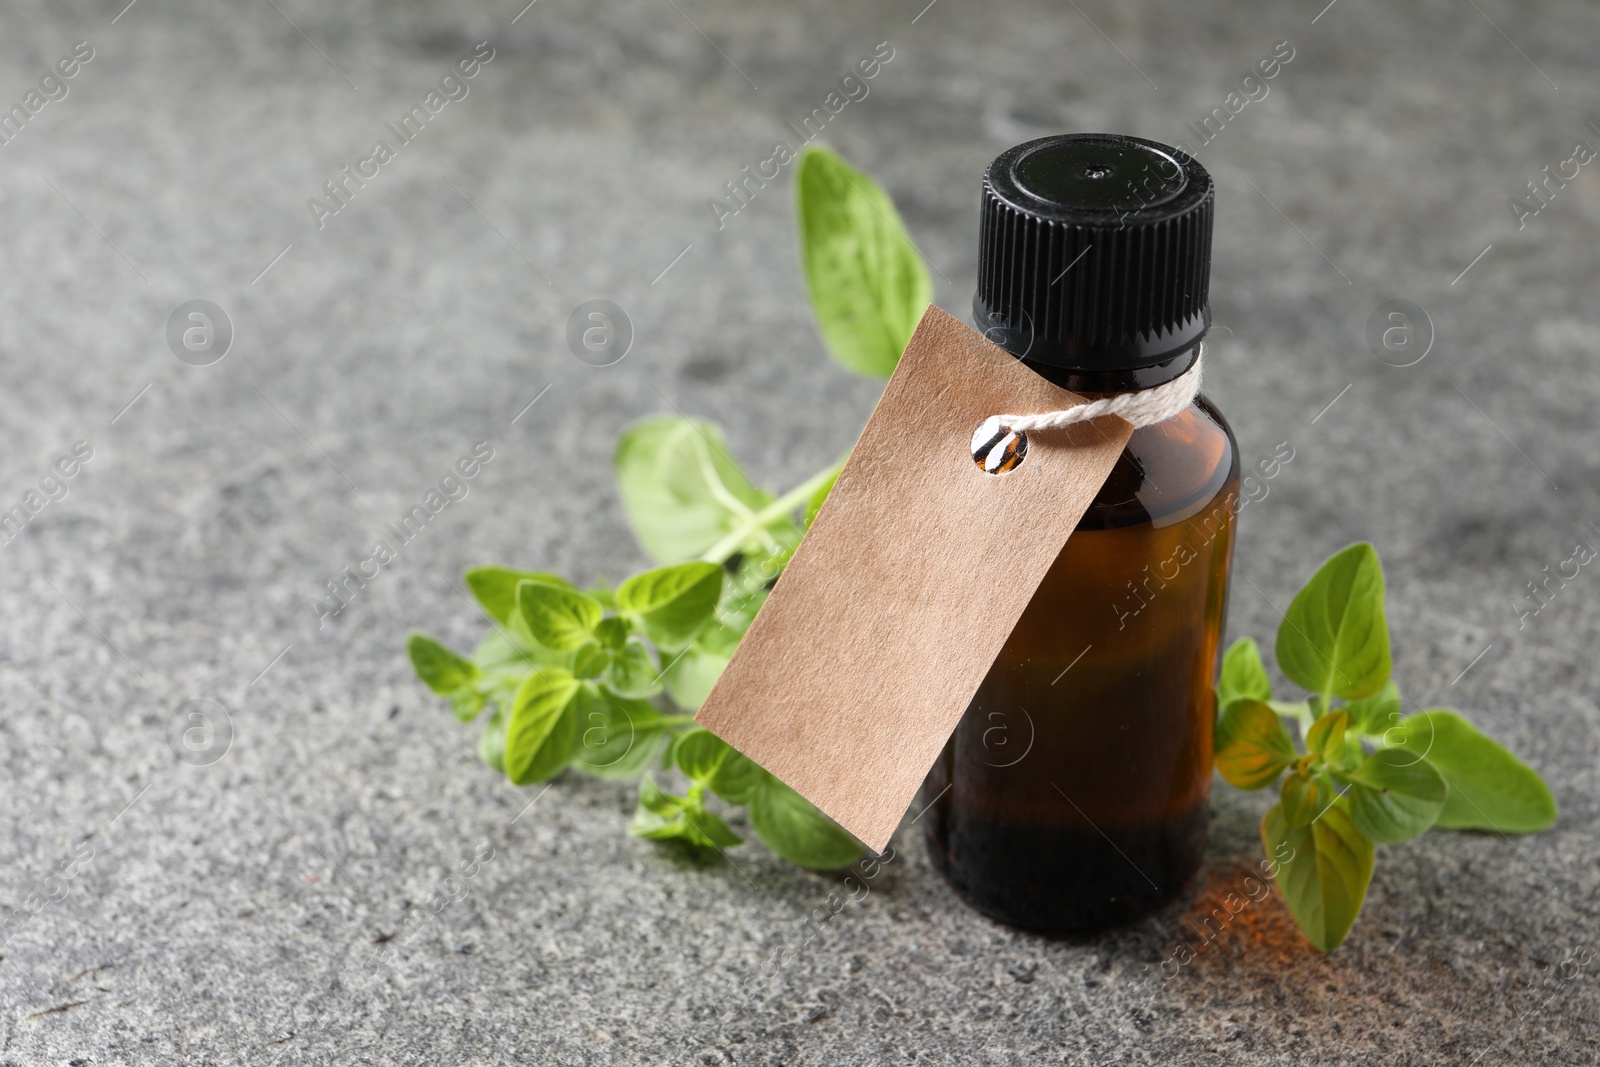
[0,0,1597,1063]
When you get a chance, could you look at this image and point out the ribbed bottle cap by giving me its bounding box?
[975,133,1214,372]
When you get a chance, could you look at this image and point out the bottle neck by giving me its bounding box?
[971,294,1207,395]
[1016,343,1201,396]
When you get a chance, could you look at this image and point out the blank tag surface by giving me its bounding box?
[695,306,1132,852]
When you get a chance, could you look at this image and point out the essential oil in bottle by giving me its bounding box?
[924,134,1239,935]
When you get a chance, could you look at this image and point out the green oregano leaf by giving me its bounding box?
[450,689,486,723]
[1276,542,1391,701]
[795,144,931,378]
[634,772,681,819]
[1263,796,1374,953]
[684,808,744,850]
[471,627,561,682]
[663,625,739,711]
[672,727,763,804]
[629,773,692,840]
[1306,710,1349,764]
[605,638,663,699]
[1218,637,1272,710]
[477,706,508,773]
[616,562,723,651]
[1215,699,1297,789]
[407,634,479,699]
[571,692,666,781]
[570,640,610,680]
[465,566,573,625]
[664,648,729,711]
[1280,768,1333,828]
[629,773,743,849]
[748,775,862,869]
[708,755,763,806]
[1386,710,1557,833]
[671,727,730,782]
[516,580,603,652]
[613,416,775,564]
[1345,747,1447,843]
[593,615,630,651]
[504,669,581,785]
[1342,681,1401,736]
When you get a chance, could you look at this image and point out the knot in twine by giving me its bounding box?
[971,344,1204,473]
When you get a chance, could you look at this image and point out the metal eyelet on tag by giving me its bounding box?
[971,416,1027,474]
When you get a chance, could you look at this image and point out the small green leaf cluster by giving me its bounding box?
[406,143,931,871]
[1216,542,1558,951]
[635,728,860,869]
[407,560,861,868]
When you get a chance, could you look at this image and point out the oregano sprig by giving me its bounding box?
[406,143,925,870]
[1216,542,1557,951]
[408,556,863,868]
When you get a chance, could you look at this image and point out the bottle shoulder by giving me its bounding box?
[1077,394,1239,531]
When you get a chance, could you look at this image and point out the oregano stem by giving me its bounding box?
[700,461,840,564]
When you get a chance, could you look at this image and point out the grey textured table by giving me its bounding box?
[1,0,1597,1063]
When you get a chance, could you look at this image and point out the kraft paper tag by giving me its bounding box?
[695,306,1132,852]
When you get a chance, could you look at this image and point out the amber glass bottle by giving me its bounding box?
[923,135,1239,934]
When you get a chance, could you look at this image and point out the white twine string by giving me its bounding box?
[993,343,1205,433]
